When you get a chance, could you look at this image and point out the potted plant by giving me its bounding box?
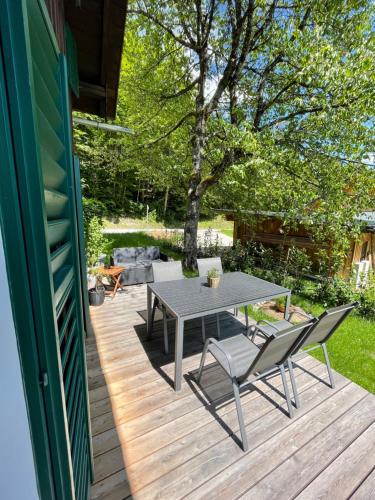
[103,255,111,269]
[275,297,286,313]
[88,269,105,307]
[207,267,221,288]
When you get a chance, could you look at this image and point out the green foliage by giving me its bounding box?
[82,197,107,268]
[310,271,375,320]
[85,216,106,268]
[74,2,375,268]
[207,268,220,279]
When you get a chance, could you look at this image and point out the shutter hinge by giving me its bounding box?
[40,372,49,388]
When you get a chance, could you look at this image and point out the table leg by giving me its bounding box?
[201,317,205,343]
[111,273,122,298]
[147,287,152,338]
[285,293,291,320]
[244,305,249,330]
[174,317,184,392]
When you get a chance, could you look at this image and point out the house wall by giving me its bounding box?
[343,232,375,275]
[0,228,39,500]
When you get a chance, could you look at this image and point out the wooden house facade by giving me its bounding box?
[231,211,375,279]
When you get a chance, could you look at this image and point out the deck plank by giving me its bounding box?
[87,284,375,500]
[295,422,375,500]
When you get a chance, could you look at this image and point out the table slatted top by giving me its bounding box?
[148,271,290,318]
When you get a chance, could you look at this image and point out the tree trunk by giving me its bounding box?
[163,186,169,217]
[183,46,208,269]
[184,192,201,269]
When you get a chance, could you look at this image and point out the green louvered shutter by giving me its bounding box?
[26,1,92,498]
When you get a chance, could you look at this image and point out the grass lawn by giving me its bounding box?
[220,228,234,238]
[104,215,234,232]
[292,295,375,394]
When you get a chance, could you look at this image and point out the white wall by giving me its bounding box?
[0,228,39,499]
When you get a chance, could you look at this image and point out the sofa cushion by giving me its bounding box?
[113,247,136,264]
[113,246,161,264]
[143,246,160,260]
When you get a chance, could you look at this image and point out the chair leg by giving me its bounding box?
[232,380,248,452]
[321,342,335,388]
[201,317,206,343]
[197,341,210,383]
[280,364,294,418]
[163,307,169,354]
[216,313,221,339]
[233,307,238,316]
[287,358,300,409]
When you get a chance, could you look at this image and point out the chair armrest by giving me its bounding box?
[256,319,280,333]
[206,338,235,378]
[159,252,169,262]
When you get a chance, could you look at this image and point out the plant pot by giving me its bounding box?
[208,276,220,288]
[88,287,105,306]
[276,302,285,312]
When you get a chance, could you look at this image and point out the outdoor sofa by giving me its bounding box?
[112,246,169,285]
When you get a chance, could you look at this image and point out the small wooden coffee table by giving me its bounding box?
[96,266,125,299]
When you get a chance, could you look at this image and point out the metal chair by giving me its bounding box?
[251,302,358,407]
[151,261,184,354]
[197,319,316,451]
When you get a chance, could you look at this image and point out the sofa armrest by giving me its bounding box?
[160,252,170,262]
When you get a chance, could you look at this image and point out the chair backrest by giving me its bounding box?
[152,261,184,282]
[113,246,160,264]
[298,302,358,349]
[197,257,223,277]
[240,319,316,382]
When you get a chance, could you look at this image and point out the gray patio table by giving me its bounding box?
[147,271,291,391]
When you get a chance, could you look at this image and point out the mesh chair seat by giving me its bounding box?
[208,334,259,378]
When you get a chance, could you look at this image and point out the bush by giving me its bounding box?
[356,273,375,320]
[313,277,355,307]
[85,216,106,268]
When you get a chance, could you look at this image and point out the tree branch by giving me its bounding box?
[161,78,199,100]
[129,9,195,49]
[259,99,357,130]
[142,112,195,147]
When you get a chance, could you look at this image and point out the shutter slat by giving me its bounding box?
[44,189,68,219]
[54,265,73,308]
[32,62,61,130]
[41,146,66,190]
[59,298,76,344]
[47,219,70,248]
[61,319,77,371]
[50,242,71,275]
[37,106,65,161]
[64,342,79,398]
[29,28,59,100]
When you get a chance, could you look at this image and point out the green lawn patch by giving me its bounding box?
[220,228,233,238]
[292,294,375,394]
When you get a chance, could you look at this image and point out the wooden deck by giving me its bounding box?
[87,284,375,500]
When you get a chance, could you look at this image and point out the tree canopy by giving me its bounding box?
[74,0,375,269]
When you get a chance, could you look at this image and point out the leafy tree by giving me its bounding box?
[130,0,375,268]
